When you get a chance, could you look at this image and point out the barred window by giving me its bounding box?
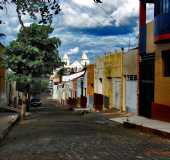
[126,75,137,81]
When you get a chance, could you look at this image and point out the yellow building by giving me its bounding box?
[103,52,124,111]
[139,21,170,122]
[86,64,94,109]
[153,39,170,122]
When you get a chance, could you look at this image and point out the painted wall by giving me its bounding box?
[146,22,155,54]
[143,21,170,121]
[77,78,82,98]
[154,44,170,106]
[72,79,77,98]
[86,64,94,109]
[94,57,104,95]
[87,64,94,96]
[124,49,138,113]
[103,53,123,110]
[124,49,138,75]
[83,71,87,97]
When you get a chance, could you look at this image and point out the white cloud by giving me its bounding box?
[67,47,80,55]
[0,0,153,62]
[111,0,139,26]
[72,0,95,7]
[60,0,139,28]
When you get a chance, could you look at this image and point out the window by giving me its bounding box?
[162,50,170,77]
[126,75,137,81]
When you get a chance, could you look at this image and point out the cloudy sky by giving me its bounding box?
[0,0,154,63]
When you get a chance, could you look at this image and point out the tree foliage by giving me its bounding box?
[5,23,62,81]
[0,0,102,26]
[0,0,61,27]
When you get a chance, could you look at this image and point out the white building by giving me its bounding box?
[62,52,90,73]
[80,52,90,66]
[63,54,70,67]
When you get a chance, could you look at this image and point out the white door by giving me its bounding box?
[126,80,137,113]
[113,78,121,110]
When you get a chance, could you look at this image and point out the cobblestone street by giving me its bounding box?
[0,100,170,160]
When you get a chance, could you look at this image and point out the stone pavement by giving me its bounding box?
[0,100,170,160]
[0,112,19,141]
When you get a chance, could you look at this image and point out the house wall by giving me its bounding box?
[94,57,104,111]
[103,53,123,110]
[124,49,137,75]
[72,79,77,98]
[94,57,104,95]
[83,71,87,97]
[87,64,94,96]
[154,44,170,106]
[103,54,113,109]
[139,1,170,121]
[141,21,170,121]
[151,44,170,122]
[124,49,138,113]
[77,78,82,98]
[146,22,155,54]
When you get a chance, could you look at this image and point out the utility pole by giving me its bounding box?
[121,48,126,112]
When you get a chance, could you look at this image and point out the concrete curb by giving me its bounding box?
[0,114,20,142]
[123,121,170,139]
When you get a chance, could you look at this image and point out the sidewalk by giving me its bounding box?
[110,115,170,138]
[0,112,19,141]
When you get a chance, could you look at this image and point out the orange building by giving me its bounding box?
[86,64,94,109]
[87,64,94,96]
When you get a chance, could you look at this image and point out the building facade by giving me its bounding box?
[124,48,138,113]
[139,0,170,122]
[86,64,94,109]
[94,57,104,111]
[103,52,125,111]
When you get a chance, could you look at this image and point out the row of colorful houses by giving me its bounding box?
[52,48,138,114]
[52,0,170,123]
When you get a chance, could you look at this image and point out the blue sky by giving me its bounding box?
[0,0,154,63]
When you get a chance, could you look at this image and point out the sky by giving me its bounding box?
[0,0,154,63]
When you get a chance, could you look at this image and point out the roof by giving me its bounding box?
[70,60,83,68]
[62,70,85,82]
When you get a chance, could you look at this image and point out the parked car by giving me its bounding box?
[30,97,42,107]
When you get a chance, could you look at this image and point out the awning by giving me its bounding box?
[62,70,85,82]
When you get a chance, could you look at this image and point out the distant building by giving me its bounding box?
[62,52,90,73]
[63,54,70,67]
[80,52,90,66]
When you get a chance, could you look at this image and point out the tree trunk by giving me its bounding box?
[27,93,31,112]
[20,92,26,120]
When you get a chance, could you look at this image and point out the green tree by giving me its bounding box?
[5,23,63,118]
